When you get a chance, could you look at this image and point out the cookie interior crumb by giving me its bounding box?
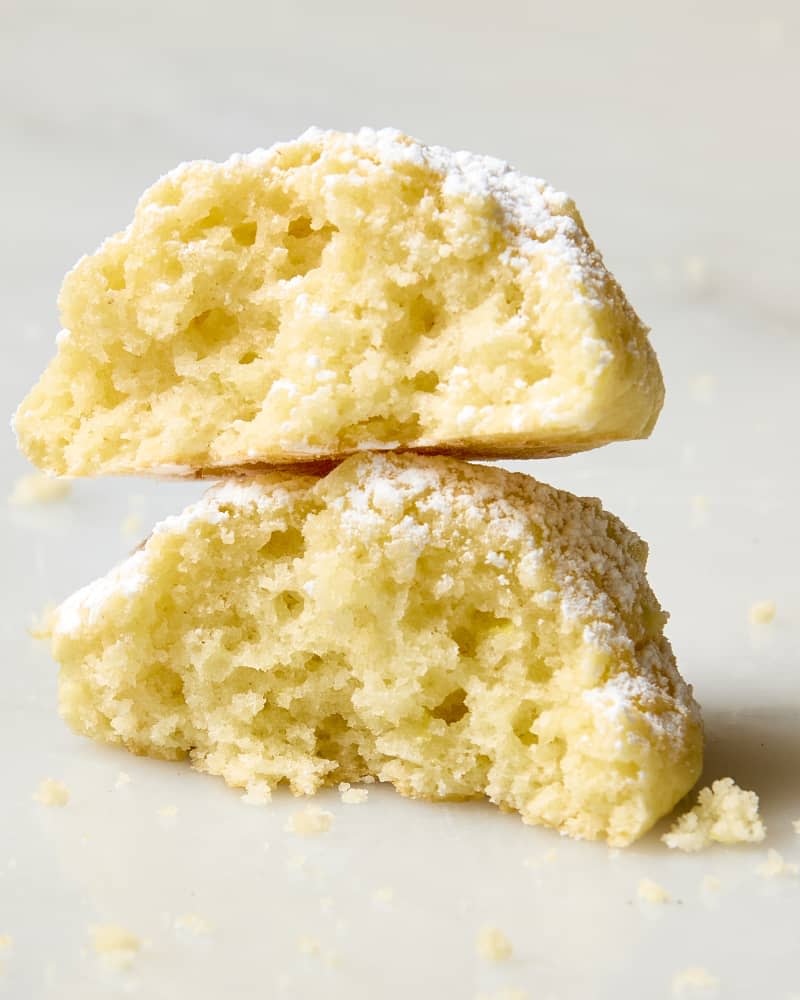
[637,877,671,903]
[476,925,513,961]
[33,778,70,807]
[662,778,765,851]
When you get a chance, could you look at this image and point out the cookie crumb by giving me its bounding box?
[90,924,141,967]
[672,966,719,994]
[372,887,394,903]
[637,878,671,903]
[662,778,765,851]
[701,875,721,892]
[174,913,210,935]
[756,848,799,879]
[286,805,333,835]
[792,819,800,834]
[0,936,12,951]
[748,600,776,625]
[476,926,512,962]
[33,778,70,807]
[341,786,368,804]
[9,473,71,506]
[158,804,178,818]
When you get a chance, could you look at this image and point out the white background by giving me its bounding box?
[2,1,798,997]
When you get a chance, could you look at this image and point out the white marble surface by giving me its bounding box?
[2,2,799,998]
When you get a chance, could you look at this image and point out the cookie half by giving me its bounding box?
[16,128,663,476]
[50,453,700,845]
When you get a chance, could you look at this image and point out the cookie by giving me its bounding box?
[16,128,662,477]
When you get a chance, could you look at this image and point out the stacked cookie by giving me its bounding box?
[16,129,701,845]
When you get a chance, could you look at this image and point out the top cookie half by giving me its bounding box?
[15,128,664,477]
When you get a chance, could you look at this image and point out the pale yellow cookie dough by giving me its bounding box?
[16,128,662,477]
[48,453,700,845]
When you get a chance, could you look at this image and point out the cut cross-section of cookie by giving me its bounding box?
[49,453,701,845]
[16,128,663,477]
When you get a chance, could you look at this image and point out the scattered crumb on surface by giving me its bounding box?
[158,804,178,818]
[476,926,513,962]
[241,783,272,806]
[121,512,144,539]
[33,778,70,807]
[793,819,800,834]
[9,473,71,506]
[174,913,210,935]
[689,374,716,404]
[701,875,721,893]
[90,925,141,967]
[286,805,334,835]
[114,772,131,789]
[341,786,369,804]
[0,936,12,951]
[662,778,765,851]
[748,600,776,625]
[638,878,671,903]
[297,936,321,956]
[672,966,720,995]
[372,887,394,904]
[361,775,376,784]
[286,853,307,871]
[756,849,799,879]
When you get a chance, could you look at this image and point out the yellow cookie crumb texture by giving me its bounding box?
[476,926,513,962]
[49,453,701,846]
[662,778,765,851]
[33,778,70,807]
[0,936,12,951]
[9,473,71,505]
[15,128,662,477]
